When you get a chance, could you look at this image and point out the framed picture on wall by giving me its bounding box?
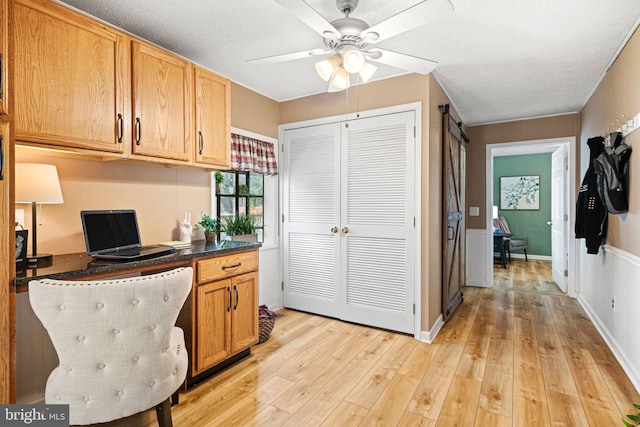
[500,175,540,210]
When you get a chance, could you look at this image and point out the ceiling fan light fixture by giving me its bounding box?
[329,67,351,91]
[315,55,341,81]
[341,49,365,73]
[358,61,377,83]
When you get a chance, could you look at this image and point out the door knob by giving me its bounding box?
[547,221,552,225]
[342,227,349,234]
[331,226,338,233]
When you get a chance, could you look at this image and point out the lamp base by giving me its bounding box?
[27,253,53,268]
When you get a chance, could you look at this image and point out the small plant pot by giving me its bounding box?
[230,233,258,242]
[205,232,218,242]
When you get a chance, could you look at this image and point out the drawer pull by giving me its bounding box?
[222,263,242,270]
[227,286,231,312]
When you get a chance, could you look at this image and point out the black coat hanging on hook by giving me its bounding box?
[575,136,608,254]
[593,131,632,214]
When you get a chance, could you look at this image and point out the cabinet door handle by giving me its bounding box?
[117,114,123,143]
[222,262,241,270]
[227,286,231,312]
[135,117,141,145]
[198,131,204,155]
[233,285,239,310]
[0,135,4,181]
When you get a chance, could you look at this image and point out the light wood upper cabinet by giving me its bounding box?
[13,0,128,153]
[194,67,230,168]
[0,0,8,117]
[131,41,192,162]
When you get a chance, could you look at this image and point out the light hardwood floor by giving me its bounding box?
[494,258,563,295]
[107,284,640,427]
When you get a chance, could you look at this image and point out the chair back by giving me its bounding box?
[29,267,193,425]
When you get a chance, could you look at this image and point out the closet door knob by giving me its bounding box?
[342,227,349,234]
[331,226,338,233]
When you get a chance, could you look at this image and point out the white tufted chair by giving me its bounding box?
[28,267,193,426]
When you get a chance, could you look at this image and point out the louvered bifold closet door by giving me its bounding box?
[282,124,341,317]
[339,111,416,334]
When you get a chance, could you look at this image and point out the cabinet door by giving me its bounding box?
[0,122,14,402]
[0,0,8,117]
[231,272,258,353]
[194,67,230,168]
[196,278,232,373]
[131,40,192,162]
[13,0,128,153]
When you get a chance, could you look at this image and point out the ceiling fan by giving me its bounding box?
[249,0,454,91]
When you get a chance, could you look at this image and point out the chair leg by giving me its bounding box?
[155,397,173,427]
[524,249,528,261]
[171,390,179,406]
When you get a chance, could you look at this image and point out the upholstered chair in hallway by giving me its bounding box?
[493,215,529,262]
[28,267,193,426]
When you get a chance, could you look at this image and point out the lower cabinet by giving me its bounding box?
[188,250,259,381]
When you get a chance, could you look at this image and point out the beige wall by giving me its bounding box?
[465,114,580,230]
[281,73,459,331]
[581,27,640,256]
[15,85,280,256]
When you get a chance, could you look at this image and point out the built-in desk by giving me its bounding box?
[15,240,261,402]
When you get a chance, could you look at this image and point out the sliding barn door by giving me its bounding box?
[282,123,341,317]
[442,108,466,322]
[339,112,416,333]
[283,111,416,334]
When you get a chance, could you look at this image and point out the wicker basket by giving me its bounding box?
[258,316,275,344]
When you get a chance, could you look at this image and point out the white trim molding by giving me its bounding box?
[419,314,444,344]
[577,244,640,393]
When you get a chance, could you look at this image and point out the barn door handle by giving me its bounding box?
[447,225,454,240]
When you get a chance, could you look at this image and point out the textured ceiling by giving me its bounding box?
[57,0,640,125]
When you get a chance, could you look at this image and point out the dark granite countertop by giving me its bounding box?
[15,240,261,290]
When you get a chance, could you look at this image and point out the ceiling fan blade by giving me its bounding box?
[367,48,438,75]
[272,0,341,39]
[361,0,454,44]
[247,49,332,65]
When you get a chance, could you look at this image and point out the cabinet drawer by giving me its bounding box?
[197,251,258,283]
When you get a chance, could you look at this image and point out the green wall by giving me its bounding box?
[493,153,552,256]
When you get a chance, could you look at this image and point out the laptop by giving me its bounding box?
[80,210,175,261]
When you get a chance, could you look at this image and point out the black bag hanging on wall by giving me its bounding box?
[575,136,608,254]
[592,132,632,214]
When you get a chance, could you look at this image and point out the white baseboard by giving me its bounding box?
[419,314,444,344]
[509,253,552,261]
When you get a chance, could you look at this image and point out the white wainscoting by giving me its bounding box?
[466,229,490,287]
[577,244,640,393]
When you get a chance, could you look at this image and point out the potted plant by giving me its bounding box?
[220,215,259,242]
[214,170,224,194]
[622,404,640,426]
[198,213,220,242]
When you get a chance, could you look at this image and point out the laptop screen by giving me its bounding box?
[81,210,142,254]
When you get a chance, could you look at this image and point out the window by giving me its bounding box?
[217,171,264,242]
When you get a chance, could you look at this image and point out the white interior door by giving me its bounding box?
[282,110,417,334]
[282,123,341,317]
[551,147,567,292]
[339,112,416,334]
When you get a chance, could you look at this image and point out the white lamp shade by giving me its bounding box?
[342,50,365,73]
[16,163,64,204]
[329,67,351,91]
[492,205,499,219]
[358,62,378,83]
[315,56,340,81]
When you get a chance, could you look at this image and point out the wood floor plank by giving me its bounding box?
[435,375,482,427]
[407,341,465,420]
[398,341,441,380]
[473,408,511,427]
[242,405,292,426]
[361,373,420,426]
[345,334,417,409]
[319,401,369,427]
[397,410,437,427]
[546,390,589,427]
[478,338,514,418]
[455,319,493,381]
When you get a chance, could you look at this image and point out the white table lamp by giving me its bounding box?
[15,163,64,267]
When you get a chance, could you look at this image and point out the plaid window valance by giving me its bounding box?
[230,134,278,175]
